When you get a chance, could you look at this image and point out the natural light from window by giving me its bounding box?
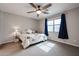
[36,42,55,52]
[48,19,61,32]
[47,20,53,32]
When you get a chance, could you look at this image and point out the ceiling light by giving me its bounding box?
[36,10,42,14]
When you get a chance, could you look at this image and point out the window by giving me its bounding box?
[47,19,61,32]
[47,20,53,32]
[54,19,61,32]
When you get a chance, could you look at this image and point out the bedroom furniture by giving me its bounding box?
[19,29,47,48]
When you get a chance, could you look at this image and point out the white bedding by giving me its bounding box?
[19,33,47,48]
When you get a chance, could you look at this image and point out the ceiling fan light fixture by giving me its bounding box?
[28,3,52,17]
[36,10,42,14]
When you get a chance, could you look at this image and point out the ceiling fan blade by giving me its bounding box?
[42,3,52,9]
[42,11,49,14]
[26,11,36,13]
[29,3,37,9]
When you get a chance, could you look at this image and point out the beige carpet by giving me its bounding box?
[0,41,22,56]
[0,40,79,56]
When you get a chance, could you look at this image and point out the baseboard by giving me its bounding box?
[49,39,79,48]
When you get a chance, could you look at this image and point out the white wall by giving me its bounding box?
[0,7,79,47]
[38,7,79,47]
[0,11,38,44]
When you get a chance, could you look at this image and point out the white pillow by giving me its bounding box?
[20,30,26,34]
[26,29,33,34]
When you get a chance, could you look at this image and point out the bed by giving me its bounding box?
[18,29,47,48]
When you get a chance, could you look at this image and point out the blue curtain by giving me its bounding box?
[44,18,48,36]
[58,14,69,39]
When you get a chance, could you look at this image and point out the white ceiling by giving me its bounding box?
[0,3,79,19]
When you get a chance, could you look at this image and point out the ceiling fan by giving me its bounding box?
[26,3,52,17]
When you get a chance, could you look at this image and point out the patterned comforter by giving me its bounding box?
[19,33,47,48]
